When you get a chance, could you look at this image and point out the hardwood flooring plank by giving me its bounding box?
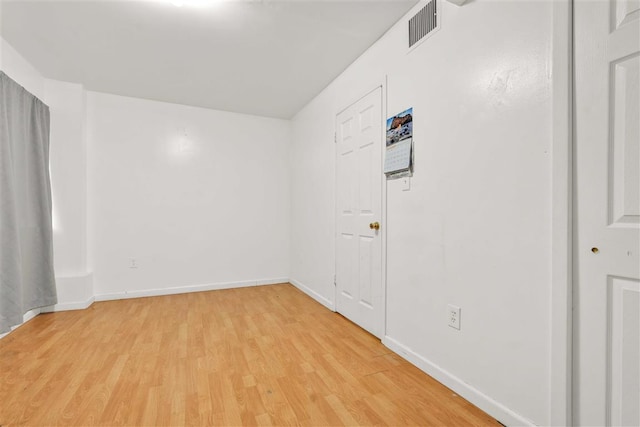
[0,284,500,426]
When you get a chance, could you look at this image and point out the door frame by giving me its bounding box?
[334,82,388,339]
[550,0,573,425]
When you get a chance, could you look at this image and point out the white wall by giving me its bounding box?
[2,4,561,423]
[290,1,553,425]
[2,34,291,310]
[46,79,87,275]
[45,78,94,310]
[86,92,290,298]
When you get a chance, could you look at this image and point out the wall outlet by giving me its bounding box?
[129,258,138,269]
[448,304,461,330]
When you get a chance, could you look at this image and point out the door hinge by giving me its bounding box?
[334,132,337,143]
[333,274,337,286]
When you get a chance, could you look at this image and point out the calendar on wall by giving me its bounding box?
[384,138,412,174]
[384,108,413,178]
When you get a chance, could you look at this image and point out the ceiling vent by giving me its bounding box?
[408,0,439,50]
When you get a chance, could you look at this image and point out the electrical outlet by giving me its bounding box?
[129,258,138,269]
[447,304,461,330]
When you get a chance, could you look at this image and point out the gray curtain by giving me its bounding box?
[0,71,57,334]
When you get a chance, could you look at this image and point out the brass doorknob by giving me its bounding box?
[369,222,380,230]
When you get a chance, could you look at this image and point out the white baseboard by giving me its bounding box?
[382,336,535,427]
[258,277,290,286]
[3,278,289,333]
[289,278,335,311]
[94,277,289,302]
[40,296,95,313]
[40,273,95,313]
[0,308,41,340]
[22,308,40,323]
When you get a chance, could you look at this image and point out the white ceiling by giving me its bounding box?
[0,0,418,118]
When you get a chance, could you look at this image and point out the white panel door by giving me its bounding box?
[335,87,383,338]
[574,1,640,425]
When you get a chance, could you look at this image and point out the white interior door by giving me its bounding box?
[574,1,640,425]
[335,87,383,338]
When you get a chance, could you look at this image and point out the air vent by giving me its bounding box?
[408,0,438,48]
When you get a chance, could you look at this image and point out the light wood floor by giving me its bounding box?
[0,284,499,426]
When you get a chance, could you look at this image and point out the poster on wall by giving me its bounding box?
[384,108,413,177]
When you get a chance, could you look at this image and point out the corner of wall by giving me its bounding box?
[289,279,335,312]
[44,273,95,312]
[0,37,47,100]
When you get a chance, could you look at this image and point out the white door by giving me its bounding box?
[574,0,640,425]
[335,87,383,338]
